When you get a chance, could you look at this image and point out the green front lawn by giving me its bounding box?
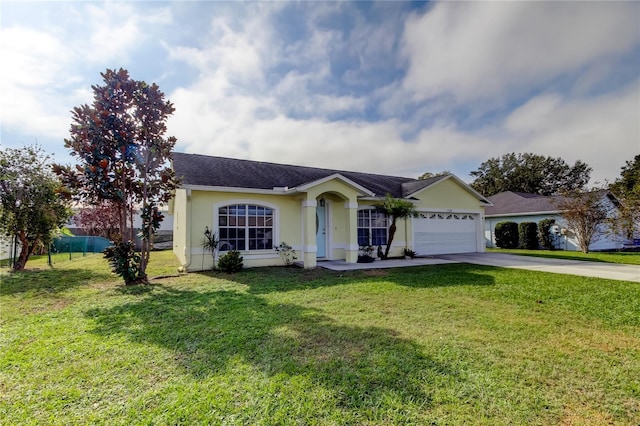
[1,252,639,425]
[487,248,640,265]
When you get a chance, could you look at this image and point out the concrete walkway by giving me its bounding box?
[317,252,640,282]
[437,253,640,282]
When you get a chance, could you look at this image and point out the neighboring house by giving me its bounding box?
[170,153,492,270]
[484,191,627,251]
[0,236,15,261]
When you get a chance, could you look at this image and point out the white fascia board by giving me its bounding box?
[358,196,421,204]
[181,184,299,195]
[417,208,483,214]
[294,173,375,197]
[485,210,560,218]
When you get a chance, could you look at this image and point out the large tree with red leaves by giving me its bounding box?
[73,201,121,240]
[55,68,178,284]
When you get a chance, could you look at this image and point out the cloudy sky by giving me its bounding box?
[1,1,639,184]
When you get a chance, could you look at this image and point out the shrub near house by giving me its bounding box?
[495,221,519,249]
[518,222,538,250]
[538,218,556,250]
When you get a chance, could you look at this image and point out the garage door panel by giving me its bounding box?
[413,213,478,255]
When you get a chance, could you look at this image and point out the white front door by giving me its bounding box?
[316,204,326,258]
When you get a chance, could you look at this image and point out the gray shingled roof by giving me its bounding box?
[172,152,449,198]
[485,191,568,216]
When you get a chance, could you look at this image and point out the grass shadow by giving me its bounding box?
[113,283,163,296]
[194,267,355,295]
[223,263,495,294]
[85,285,457,411]
[0,268,113,296]
[384,263,496,289]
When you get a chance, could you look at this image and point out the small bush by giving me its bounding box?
[103,241,141,284]
[358,245,376,263]
[402,248,417,258]
[218,250,243,273]
[274,242,297,266]
[495,222,519,249]
[538,218,556,250]
[519,222,539,250]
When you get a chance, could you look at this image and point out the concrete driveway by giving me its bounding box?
[436,252,640,282]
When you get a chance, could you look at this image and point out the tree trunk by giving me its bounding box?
[116,203,126,244]
[129,206,134,241]
[13,230,32,272]
[384,218,397,259]
[138,147,150,281]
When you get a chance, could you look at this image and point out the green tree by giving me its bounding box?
[418,171,450,180]
[54,68,178,284]
[609,155,640,241]
[470,153,591,196]
[0,145,72,271]
[374,194,419,259]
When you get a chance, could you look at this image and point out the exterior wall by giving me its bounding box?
[409,179,487,254]
[170,175,489,269]
[172,188,189,266]
[412,179,485,211]
[183,191,302,271]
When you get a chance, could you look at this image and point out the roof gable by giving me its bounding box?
[295,173,375,197]
[403,174,492,205]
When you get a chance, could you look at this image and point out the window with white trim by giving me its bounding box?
[357,209,388,246]
[218,204,273,251]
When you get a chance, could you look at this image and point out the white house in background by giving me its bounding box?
[484,191,628,251]
[0,237,14,261]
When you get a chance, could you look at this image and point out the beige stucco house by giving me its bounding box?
[170,153,491,270]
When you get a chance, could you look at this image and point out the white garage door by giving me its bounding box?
[413,213,478,255]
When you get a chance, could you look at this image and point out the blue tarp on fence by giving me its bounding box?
[52,236,113,254]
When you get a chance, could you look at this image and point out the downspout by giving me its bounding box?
[181,189,193,271]
[404,217,409,250]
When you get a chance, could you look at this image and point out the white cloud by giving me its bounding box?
[166,1,638,185]
[0,26,75,139]
[402,2,639,102]
[504,82,640,183]
[1,2,173,142]
[84,2,172,64]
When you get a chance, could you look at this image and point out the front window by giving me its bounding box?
[357,209,388,246]
[219,204,273,251]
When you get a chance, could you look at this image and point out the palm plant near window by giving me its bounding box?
[203,226,219,270]
[374,194,419,259]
